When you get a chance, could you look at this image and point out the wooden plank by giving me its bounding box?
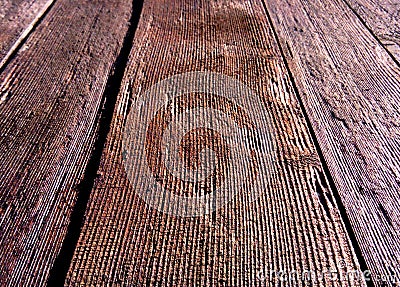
[344,0,400,62]
[0,0,56,68]
[0,0,133,285]
[66,0,367,286]
[263,0,400,284]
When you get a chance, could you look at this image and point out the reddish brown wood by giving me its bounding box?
[0,0,55,68]
[65,0,367,286]
[0,0,132,285]
[263,0,400,283]
[345,0,400,62]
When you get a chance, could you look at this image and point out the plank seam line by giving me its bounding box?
[46,0,144,285]
[341,0,400,67]
[259,1,374,285]
[0,0,58,74]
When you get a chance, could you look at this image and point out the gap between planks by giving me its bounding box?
[46,0,145,284]
[259,1,373,286]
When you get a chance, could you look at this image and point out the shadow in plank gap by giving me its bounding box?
[0,0,135,285]
[47,0,144,285]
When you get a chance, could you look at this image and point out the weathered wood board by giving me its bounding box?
[345,0,400,62]
[0,0,56,68]
[263,0,400,284]
[0,0,132,285]
[65,0,367,286]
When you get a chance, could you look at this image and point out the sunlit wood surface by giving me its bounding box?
[0,0,399,286]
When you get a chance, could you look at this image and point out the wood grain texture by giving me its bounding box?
[263,0,400,284]
[66,0,367,286]
[0,0,132,285]
[344,0,400,62]
[0,0,55,68]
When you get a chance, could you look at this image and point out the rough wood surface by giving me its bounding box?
[66,0,367,286]
[345,0,400,62]
[0,0,132,285]
[0,0,55,68]
[263,0,400,284]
